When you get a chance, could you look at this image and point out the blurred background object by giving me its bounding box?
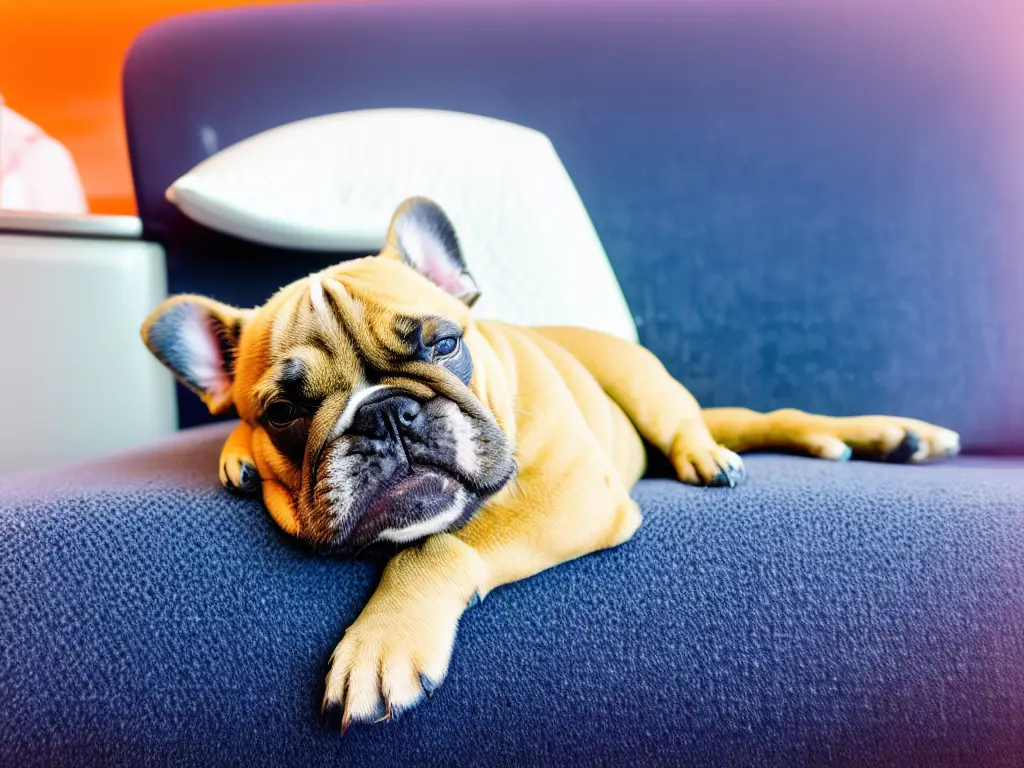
[0,0,322,215]
[1,96,88,214]
[0,221,174,474]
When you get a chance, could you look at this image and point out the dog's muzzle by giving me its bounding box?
[314,390,480,551]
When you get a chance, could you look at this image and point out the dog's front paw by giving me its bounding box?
[219,451,260,495]
[322,591,468,731]
[672,440,746,488]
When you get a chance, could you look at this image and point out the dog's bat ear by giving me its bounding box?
[381,197,481,307]
[141,295,250,415]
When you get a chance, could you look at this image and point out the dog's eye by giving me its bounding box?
[432,337,458,358]
[265,400,306,427]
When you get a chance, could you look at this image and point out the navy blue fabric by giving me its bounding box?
[122,0,1024,446]
[1,424,1022,766]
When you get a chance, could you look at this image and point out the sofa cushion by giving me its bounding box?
[166,109,637,342]
[1,424,1022,765]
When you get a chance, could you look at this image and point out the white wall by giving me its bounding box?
[0,225,177,474]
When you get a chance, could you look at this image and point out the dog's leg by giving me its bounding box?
[218,421,260,494]
[322,449,641,730]
[535,326,746,487]
[702,408,960,463]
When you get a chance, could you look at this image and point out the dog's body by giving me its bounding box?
[143,198,960,730]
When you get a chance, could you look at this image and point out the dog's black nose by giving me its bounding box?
[395,398,421,427]
[350,394,424,439]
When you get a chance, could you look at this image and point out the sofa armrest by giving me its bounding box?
[0,213,176,474]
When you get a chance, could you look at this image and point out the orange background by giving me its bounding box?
[0,0,322,215]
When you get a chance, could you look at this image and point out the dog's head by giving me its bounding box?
[142,198,516,552]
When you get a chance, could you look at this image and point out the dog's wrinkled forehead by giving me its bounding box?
[259,273,362,403]
[242,261,473,414]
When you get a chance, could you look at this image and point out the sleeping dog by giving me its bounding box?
[141,197,960,731]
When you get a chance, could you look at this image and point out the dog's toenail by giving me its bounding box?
[420,673,437,696]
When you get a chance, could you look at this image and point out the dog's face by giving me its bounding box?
[143,198,516,552]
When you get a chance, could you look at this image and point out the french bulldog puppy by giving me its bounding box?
[141,197,960,731]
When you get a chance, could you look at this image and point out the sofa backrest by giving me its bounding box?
[123,0,1024,452]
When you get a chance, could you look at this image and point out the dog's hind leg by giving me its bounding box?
[533,326,746,487]
[702,408,961,463]
[533,326,960,483]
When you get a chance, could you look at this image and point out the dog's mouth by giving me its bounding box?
[302,393,516,552]
[326,465,479,552]
[349,470,460,541]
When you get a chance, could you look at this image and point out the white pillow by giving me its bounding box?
[166,109,637,341]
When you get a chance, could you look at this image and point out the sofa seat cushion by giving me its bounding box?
[1,423,1022,765]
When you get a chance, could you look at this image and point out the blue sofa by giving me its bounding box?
[2,2,1023,764]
